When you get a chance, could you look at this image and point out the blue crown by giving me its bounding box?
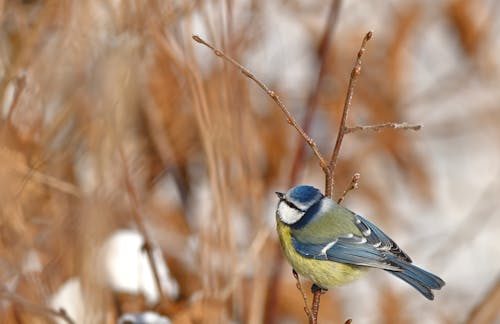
[289,185,322,203]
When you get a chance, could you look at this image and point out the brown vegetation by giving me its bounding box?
[1,1,499,323]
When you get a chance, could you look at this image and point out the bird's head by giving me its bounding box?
[275,185,324,225]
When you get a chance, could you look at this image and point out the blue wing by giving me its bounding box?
[291,214,445,300]
[291,235,401,270]
[291,213,411,267]
[354,215,412,262]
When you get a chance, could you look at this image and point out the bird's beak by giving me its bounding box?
[275,192,285,200]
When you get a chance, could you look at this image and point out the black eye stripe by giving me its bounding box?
[284,199,305,212]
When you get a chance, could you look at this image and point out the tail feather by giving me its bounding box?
[390,270,436,300]
[385,257,445,300]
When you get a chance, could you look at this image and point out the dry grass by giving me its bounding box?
[1,1,500,323]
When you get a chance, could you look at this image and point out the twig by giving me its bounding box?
[337,173,360,204]
[0,288,75,324]
[345,122,422,134]
[192,35,329,170]
[327,30,373,198]
[289,0,342,186]
[293,269,313,322]
[118,147,167,306]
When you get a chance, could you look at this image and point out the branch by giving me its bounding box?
[337,173,360,204]
[0,288,75,324]
[327,30,373,197]
[293,270,313,322]
[192,35,328,170]
[345,122,422,134]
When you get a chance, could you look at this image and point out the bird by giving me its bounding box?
[275,185,445,300]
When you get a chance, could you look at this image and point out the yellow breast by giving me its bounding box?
[276,216,366,288]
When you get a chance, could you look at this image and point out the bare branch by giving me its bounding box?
[337,173,361,204]
[292,269,313,322]
[192,35,328,169]
[327,30,373,197]
[345,122,422,134]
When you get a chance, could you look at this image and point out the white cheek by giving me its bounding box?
[278,202,304,225]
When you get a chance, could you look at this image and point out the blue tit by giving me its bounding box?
[275,185,445,300]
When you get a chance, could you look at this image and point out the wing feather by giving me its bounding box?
[292,236,401,271]
[289,200,411,268]
[354,215,412,263]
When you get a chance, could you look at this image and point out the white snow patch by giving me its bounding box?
[100,229,179,305]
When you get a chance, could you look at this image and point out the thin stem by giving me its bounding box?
[192,35,328,170]
[289,0,342,186]
[345,122,422,134]
[119,147,167,305]
[293,270,313,322]
[327,31,373,197]
[337,173,360,204]
[0,288,75,324]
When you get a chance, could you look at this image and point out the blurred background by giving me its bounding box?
[1,0,500,323]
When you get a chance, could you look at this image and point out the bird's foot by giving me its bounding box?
[311,284,328,294]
